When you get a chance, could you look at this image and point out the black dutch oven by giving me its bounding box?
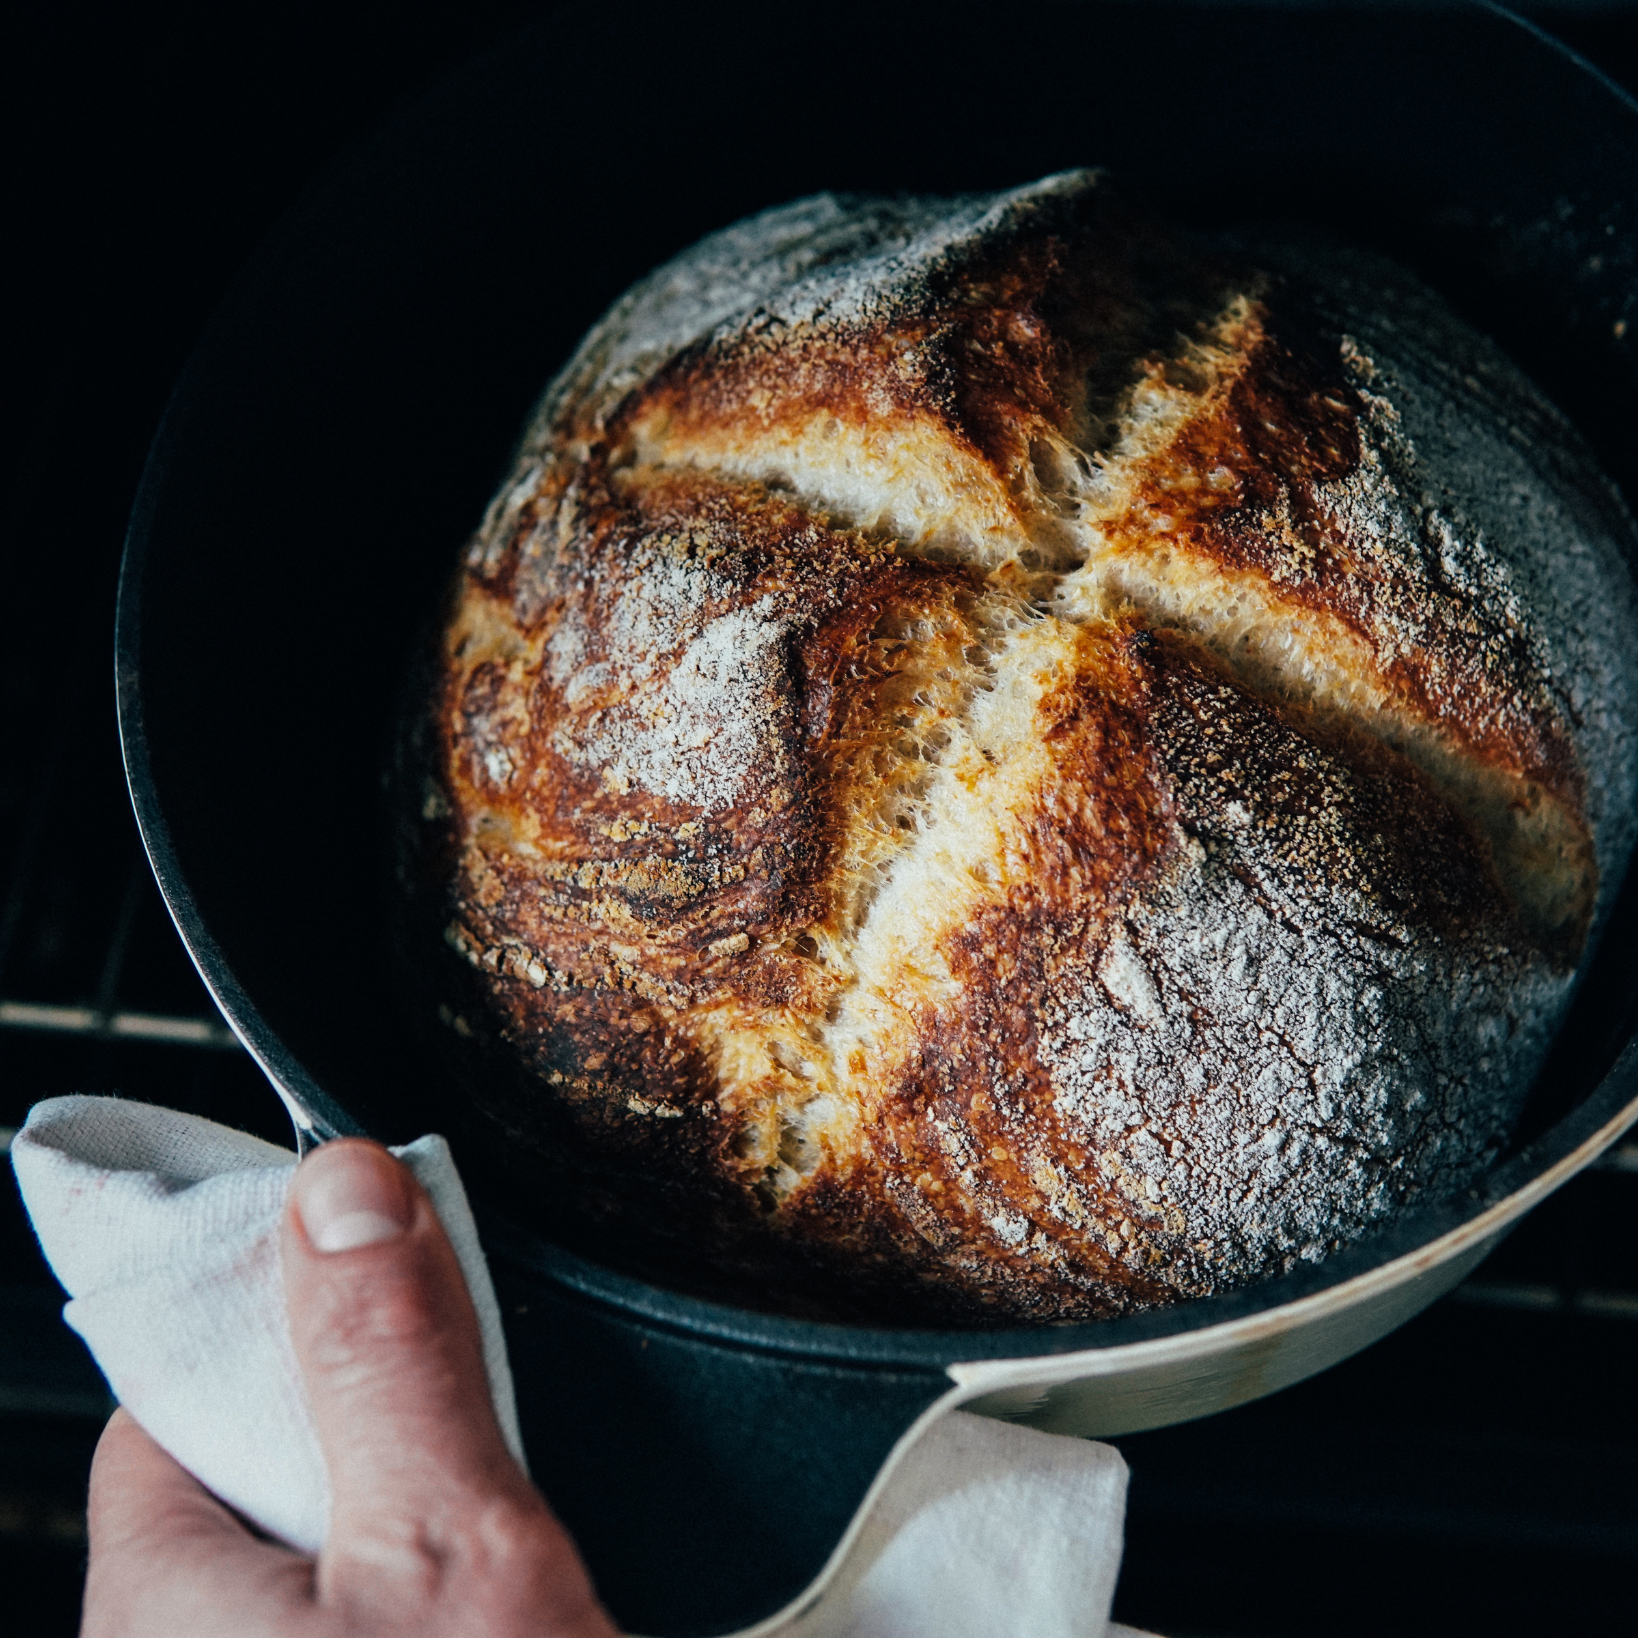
[115,5,1638,1633]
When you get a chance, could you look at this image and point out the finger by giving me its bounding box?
[284,1141,519,1523]
[83,1409,314,1638]
[284,1140,614,1635]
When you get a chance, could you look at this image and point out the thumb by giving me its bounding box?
[284,1139,514,1521]
[282,1140,611,1632]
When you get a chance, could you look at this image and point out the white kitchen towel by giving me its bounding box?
[777,1408,1130,1638]
[10,1094,523,1554]
[11,1095,1134,1638]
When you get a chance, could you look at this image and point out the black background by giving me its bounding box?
[6,5,1638,1636]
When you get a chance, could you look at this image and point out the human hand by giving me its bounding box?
[82,1139,620,1638]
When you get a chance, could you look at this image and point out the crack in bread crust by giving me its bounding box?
[416,172,1638,1323]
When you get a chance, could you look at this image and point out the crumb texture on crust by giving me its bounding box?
[420,171,1638,1322]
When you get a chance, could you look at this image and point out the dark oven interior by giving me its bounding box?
[5,6,1638,1634]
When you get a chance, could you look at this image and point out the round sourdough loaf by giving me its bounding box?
[408,171,1638,1323]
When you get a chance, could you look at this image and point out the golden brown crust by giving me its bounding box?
[443,466,987,1012]
[410,172,1638,1323]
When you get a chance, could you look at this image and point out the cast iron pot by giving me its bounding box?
[116,5,1638,1633]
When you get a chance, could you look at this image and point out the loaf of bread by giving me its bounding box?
[407,171,1638,1322]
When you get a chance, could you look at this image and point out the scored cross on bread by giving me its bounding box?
[410,172,1638,1322]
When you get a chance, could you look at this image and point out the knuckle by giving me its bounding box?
[452,1493,558,1583]
[475,1496,550,1568]
[327,1492,605,1636]
[327,1516,448,1606]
